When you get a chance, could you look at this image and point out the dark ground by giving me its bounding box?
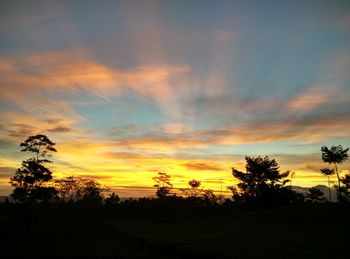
[0,202,349,258]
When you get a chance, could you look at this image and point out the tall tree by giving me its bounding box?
[153,172,173,199]
[10,135,57,202]
[20,134,57,162]
[231,156,299,208]
[321,145,349,200]
[320,168,335,202]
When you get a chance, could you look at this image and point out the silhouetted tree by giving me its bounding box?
[153,172,173,199]
[321,145,349,200]
[339,174,350,201]
[188,179,201,189]
[78,178,105,202]
[180,179,221,204]
[182,179,201,198]
[305,187,326,203]
[54,176,77,201]
[320,168,335,202]
[10,135,58,202]
[55,176,107,204]
[105,192,120,207]
[231,156,300,208]
[201,189,223,204]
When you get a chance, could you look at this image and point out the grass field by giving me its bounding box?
[0,203,349,258]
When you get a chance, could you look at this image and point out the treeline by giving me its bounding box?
[6,135,350,209]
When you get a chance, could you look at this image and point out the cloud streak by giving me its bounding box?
[1,1,350,196]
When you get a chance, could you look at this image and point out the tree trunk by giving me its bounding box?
[327,175,331,202]
[334,163,341,201]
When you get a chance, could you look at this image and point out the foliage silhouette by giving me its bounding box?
[231,156,303,208]
[105,192,120,207]
[6,135,350,258]
[321,145,349,200]
[188,179,201,189]
[153,172,173,199]
[179,179,222,204]
[181,179,201,198]
[10,135,58,202]
[339,174,350,201]
[55,176,107,204]
[320,168,335,202]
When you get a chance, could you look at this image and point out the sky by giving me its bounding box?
[0,0,350,197]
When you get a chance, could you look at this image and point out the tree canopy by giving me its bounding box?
[10,134,57,202]
[231,156,302,207]
[321,145,349,165]
[55,176,108,204]
[153,172,173,199]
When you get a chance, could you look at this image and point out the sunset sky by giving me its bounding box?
[0,0,350,197]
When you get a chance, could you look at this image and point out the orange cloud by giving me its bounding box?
[0,51,190,100]
[287,84,336,111]
[184,162,222,171]
[0,50,192,123]
[0,109,84,147]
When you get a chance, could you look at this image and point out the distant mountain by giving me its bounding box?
[291,185,337,202]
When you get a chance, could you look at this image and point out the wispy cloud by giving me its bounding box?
[1,0,350,196]
[184,162,222,171]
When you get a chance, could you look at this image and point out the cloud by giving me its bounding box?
[162,123,185,134]
[183,162,222,171]
[286,84,336,111]
[0,166,16,178]
[114,135,204,153]
[47,126,72,133]
[0,50,193,123]
[0,111,83,148]
[105,152,144,160]
[0,50,191,101]
[298,163,323,173]
[0,0,65,30]
[5,50,347,149]
[0,60,15,72]
[215,31,234,41]
[125,111,350,147]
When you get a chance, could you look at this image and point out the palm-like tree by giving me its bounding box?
[320,168,335,202]
[321,145,349,200]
